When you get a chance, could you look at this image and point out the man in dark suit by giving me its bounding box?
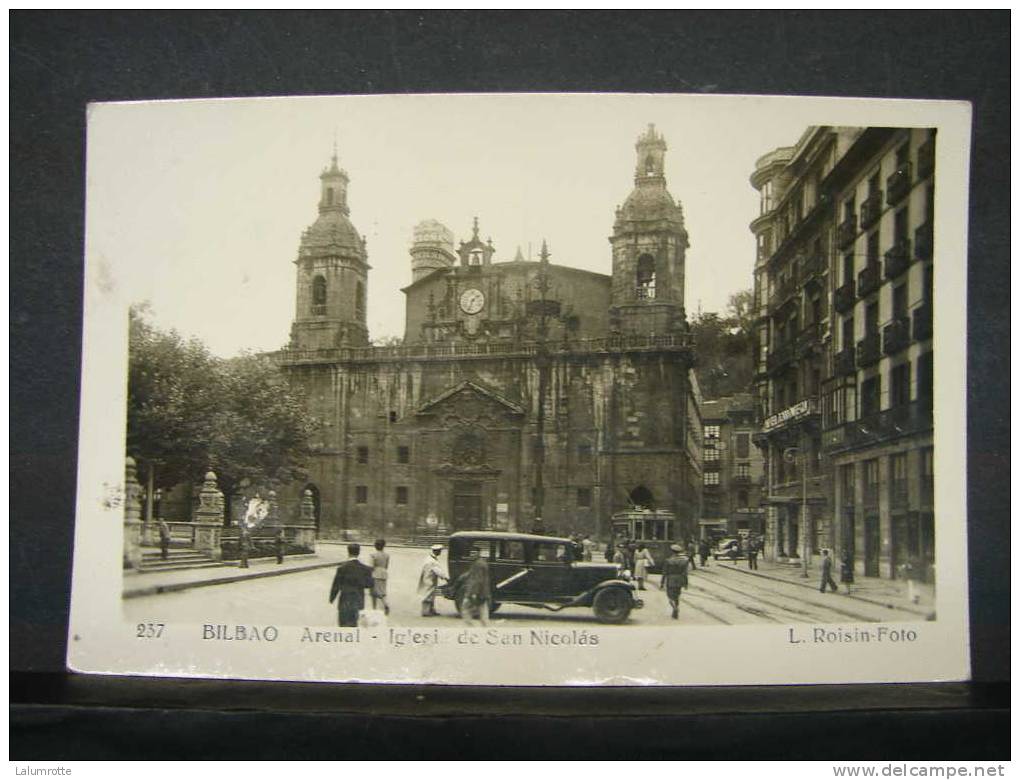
[329,543,374,627]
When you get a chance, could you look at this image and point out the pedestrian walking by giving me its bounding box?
[819,549,839,593]
[581,534,595,562]
[633,543,653,591]
[459,547,491,627]
[686,538,697,571]
[661,544,690,620]
[417,544,448,617]
[899,556,921,605]
[275,528,286,565]
[328,543,374,627]
[369,538,390,615]
[605,536,616,563]
[158,519,171,560]
[840,550,855,595]
[698,538,710,568]
[747,537,759,570]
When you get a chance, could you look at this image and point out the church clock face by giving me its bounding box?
[459,288,485,315]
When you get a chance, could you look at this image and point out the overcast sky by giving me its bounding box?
[86,94,835,357]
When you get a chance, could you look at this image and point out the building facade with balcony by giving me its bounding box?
[750,126,936,582]
[274,126,702,541]
[822,127,935,582]
[699,394,765,542]
[749,128,856,564]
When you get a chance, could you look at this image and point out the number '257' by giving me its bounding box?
[136,622,164,638]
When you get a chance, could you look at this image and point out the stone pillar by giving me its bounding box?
[193,470,224,561]
[123,456,143,570]
[266,490,282,528]
[294,488,318,550]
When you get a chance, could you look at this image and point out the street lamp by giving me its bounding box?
[783,446,810,579]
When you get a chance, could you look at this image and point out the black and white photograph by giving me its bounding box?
[68,93,970,686]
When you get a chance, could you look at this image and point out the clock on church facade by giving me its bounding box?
[277,125,702,542]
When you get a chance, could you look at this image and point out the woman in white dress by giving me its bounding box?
[633,543,653,591]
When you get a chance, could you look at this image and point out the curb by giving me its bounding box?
[123,558,340,599]
[715,562,933,618]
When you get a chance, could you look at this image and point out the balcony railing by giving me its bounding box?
[799,254,825,282]
[882,316,911,356]
[860,191,883,229]
[886,162,912,205]
[917,139,935,180]
[837,216,857,250]
[275,332,696,365]
[834,347,856,376]
[310,304,327,316]
[834,280,856,313]
[823,400,934,455]
[915,221,933,261]
[856,331,881,367]
[884,238,912,280]
[857,263,881,298]
[766,340,796,373]
[795,321,821,355]
[703,459,721,472]
[913,303,933,341]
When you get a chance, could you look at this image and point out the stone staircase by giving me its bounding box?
[138,547,227,573]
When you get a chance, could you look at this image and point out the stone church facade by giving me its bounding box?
[276,126,703,540]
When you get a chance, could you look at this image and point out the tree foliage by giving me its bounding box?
[127,305,318,498]
[691,289,756,400]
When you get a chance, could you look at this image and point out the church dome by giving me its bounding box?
[300,209,363,253]
[618,184,683,224]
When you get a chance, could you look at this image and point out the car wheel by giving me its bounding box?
[592,587,633,624]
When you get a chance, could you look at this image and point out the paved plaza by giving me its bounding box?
[123,544,932,629]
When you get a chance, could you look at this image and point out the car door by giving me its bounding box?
[526,541,574,603]
[490,539,531,602]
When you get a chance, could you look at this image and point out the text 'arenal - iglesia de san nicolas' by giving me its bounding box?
[275,125,703,541]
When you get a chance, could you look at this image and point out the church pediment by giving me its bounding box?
[416,381,525,426]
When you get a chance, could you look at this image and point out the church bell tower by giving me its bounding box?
[609,124,689,335]
[289,148,370,349]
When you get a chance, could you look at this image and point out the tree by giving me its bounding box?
[127,306,319,519]
[691,289,755,399]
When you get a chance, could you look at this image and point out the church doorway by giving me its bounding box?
[452,481,483,531]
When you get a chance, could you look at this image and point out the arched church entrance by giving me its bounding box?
[629,485,655,511]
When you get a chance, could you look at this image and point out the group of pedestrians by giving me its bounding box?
[328,538,393,627]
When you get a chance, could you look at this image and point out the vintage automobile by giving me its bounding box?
[441,531,643,624]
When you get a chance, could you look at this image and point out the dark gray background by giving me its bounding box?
[11,10,1009,759]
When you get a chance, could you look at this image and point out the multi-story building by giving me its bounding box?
[750,126,936,581]
[699,393,765,541]
[274,126,702,541]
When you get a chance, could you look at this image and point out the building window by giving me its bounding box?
[355,485,368,504]
[843,195,855,223]
[636,254,656,300]
[389,410,398,423]
[735,433,750,458]
[867,230,880,268]
[704,425,720,440]
[357,446,369,464]
[395,486,408,505]
[863,459,879,507]
[891,362,911,408]
[894,206,909,244]
[397,446,410,464]
[861,376,881,418]
[920,448,934,506]
[704,447,720,462]
[355,281,365,319]
[890,454,908,507]
[577,442,593,464]
[842,254,854,286]
[736,463,751,478]
[577,488,592,508]
[840,464,855,507]
[737,489,749,508]
[311,275,327,315]
[917,352,934,408]
[703,471,720,486]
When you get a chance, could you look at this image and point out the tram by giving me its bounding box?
[608,510,683,573]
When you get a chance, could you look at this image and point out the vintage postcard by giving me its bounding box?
[68,93,970,685]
